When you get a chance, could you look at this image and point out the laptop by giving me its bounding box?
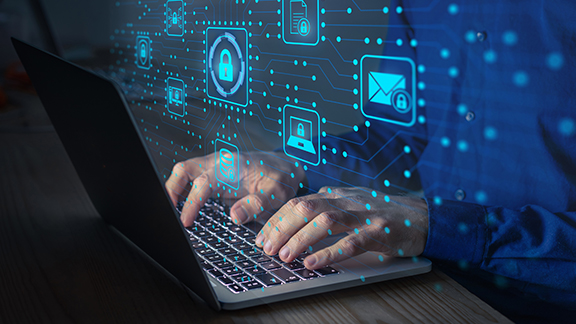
[287,116,317,154]
[12,38,431,311]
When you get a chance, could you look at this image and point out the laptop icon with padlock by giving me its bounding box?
[287,116,316,154]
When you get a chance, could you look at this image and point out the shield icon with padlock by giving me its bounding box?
[219,49,234,82]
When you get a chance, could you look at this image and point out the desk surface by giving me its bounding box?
[0,95,512,323]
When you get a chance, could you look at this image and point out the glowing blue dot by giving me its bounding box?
[309,246,313,251]
[448,3,459,15]
[404,219,411,227]
[336,36,341,42]
[377,38,383,45]
[313,222,317,227]
[559,118,576,136]
[371,191,377,198]
[385,227,390,234]
[547,52,564,71]
[465,30,477,43]
[347,7,352,14]
[366,218,371,225]
[378,255,384,262]
[484,126,498,140]
[457,104,468,116]
[328,229,332,235]
[404,146,411,154]
[332,148,337,154]
[457,140,469,152]
[384,180,390,187]
[484,50,497,64]
[396,6,403,14]
[364,37,370,44]
[354,228,359,234]
[513,71,529,87]
[353,59,359,65]
[338,248,343,254]
[360,275,365,282]
[404,170,411,178]
[441,137,451,147]
[385,196,390,203]
[433,196,443,205]
[475,191,488,204]
[398,249,404,256]
[343,151,348,158]
[353,125,359,132]
[418,115,426,124]
[418,99,426,107]
[502,30,518,46]
[440,48,450,59]
[366,204,371,210]
[396,38,403,46]
[418,65,426,73]
[365,121,371,127]
[383,7,389,14]
[448,67,459,78]
[418,82,426,90]
[410,39,418,47]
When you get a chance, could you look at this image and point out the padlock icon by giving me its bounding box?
[396,94,407,110]
[219,49,234,82]
[300,21,308,34]
[173,12,178,25]
[140,43,147,59]
[297,123,305,137]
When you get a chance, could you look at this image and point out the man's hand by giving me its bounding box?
[255,187,429,270]
[166,152,306,227]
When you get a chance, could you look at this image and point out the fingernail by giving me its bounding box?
[279,246,290,261]
[256,234,264,246]
[264,240,272,254]
[305,255,317,268]
[235,210,248,224]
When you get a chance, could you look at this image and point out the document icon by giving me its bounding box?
[368,72,406,106]
[290,0,307,34]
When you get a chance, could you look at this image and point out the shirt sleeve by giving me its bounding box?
[423,198,576,309]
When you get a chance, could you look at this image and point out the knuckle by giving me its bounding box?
[317,212,337,228]
[294,199,316,215]
[342,238,362,255]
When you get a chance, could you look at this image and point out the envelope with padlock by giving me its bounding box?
[368,71,406,106]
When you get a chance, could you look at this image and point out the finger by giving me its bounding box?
[277,210,351,263]
[258,195,343,256]
[180,173,215,226]
[165,162,192,205]
[229,192,273,224]
[304,233,376,270]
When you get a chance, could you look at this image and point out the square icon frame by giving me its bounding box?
[206,27,249,107]
[136,36,152,70]
[215,139,240,190]
[167,77,186,117]
[283,104,320,166]
[166,0,185,37]
[282,0,320,46]
[360,55,417,127]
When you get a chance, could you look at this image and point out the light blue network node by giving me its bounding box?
[360,55,417,127]
[206,28,249,107]
[166,0,185,37]
[283,105,320,166]
[215,139,240,190]
[167,77,186,117]
[282,0,319,46]
[136,36,152,70]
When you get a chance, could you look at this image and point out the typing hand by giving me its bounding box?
[255,187,429,270]
[166,152,306,227]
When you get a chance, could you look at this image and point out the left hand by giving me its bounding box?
[255,187,429,270]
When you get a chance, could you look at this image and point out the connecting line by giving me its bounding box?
[251,112,282,134]
[249,23,280,37]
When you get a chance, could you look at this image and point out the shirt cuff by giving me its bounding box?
[422,198,488,267]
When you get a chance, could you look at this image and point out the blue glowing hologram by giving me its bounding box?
[206,28,248,107]
[283,105,320,166]
[215,139,240,190]
[360,55,417,127]
[166,0,184,37]
[282,0,319,46]
[167,77,185,117]
[136,36,151,70]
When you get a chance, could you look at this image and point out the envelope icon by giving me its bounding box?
[368,72,406,106]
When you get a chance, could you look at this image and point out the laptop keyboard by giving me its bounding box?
[177,199,339,294]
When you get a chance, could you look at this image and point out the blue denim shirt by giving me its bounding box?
[304,1,576,321]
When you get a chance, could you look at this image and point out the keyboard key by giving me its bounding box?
[211,242,227,249]
[235,243,252,250]
[261,260,282,270]
[204,236,217,243]
[214,261,233,268]
[189,236,199,243]
[296,269,319,279]
[205,254,224,262]
[237,260,257,269]
[200,261,214,271]
[245,237,257,244]
[192,242,206,249]
[227,254,248,263]
[197,248,215,256]
[295,253,309,262]
[271,268,300,283]
[283,261,305,271]
[253,255,271,263]
[315,266,339,276]
[255,273,282,286]
[238,231,254,239]
[220,232,232,239]
[235,275,254,283]
[229,225,243,232]
[223,267,244,277]
[208,269,225,278]
[196,231,209,237]
[242,281,264,290]
[245,266,266,275]
[220,247,238,256]
[226,237,242,244]
[227,283,245,293]
[240,249,261,257]
[218,276,234,286]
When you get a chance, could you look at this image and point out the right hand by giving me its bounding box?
[165,151,306,227]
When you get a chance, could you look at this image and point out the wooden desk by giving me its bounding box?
[0,97,512,323]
